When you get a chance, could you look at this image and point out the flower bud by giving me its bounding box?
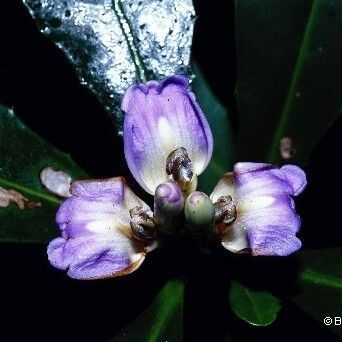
[184,191,215,239]
[154,181,184,235]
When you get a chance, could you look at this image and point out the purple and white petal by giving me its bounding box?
[123,75,213,194]
[211,163,307,256]
[247,225,302,256]
[233,162,274,175]
[279,164,307,196]
[210,172,235,203]
[56,177,149,238]
[233,162,294,201]
[48,233,146,280]
[231,195,301,255]
[48,177,154,279]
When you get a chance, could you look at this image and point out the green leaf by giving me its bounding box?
[111,279,184,342]
[192,63,234,194]
[235,0,342,164]
[292,248,342,336]
[229,280,281,326]
[0,104,87,243]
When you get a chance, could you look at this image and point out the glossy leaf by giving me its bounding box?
[293,248,342,337]
[192,63,234,194]
[0,104,87,242]
[229,280,281,326]
[23,0,195,131]
[235,0,342,164]
[111,279,184,342]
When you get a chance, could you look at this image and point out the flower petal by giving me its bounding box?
[221,229,248,254]
[49,177,154,279]
[123,75,213,194]
[247,225,302,256]
[279,164,307,196]
[210,172,235,203]
[213,163,306,256]
[233,162,294,202]
[48,234,145,280]
[56,177,149,238]
[234,162,274,174]
[221,194,301,254]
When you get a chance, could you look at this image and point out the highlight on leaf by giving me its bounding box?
[23,0,195,129]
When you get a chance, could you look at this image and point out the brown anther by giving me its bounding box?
[166,147,194,189]
[214,196,237,225]
[129,206,156,241]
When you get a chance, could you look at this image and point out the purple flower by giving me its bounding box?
[47,177,157,280]
[122,75,213,195]
[47,74,308,280]
[210,163,307,256]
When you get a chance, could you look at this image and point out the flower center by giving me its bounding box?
[213,195,237,225]
[129,206,156,241]
[166,147,194,191]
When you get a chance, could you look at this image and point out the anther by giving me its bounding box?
[214,196,237,225]
[166,147,194,190]
[129,206,156,241]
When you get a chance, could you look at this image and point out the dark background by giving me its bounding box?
[0,0,341,341]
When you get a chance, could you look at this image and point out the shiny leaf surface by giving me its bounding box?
[23,0,195,131]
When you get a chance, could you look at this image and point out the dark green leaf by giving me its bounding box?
[293,248,342,336]
[0,104,87,243]
[111,279,184,342]
[235,0,342,164]
[23,0,195,131]
[192,63,234,194]
[229,280,281,326]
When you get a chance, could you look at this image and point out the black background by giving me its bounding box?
[0,0,341,341]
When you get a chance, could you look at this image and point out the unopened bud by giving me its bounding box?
[154,181,184,234]
[184,191,215,238]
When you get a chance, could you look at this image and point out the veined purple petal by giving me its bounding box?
[211,162,307,256]
[123,75,213,194]
[234,162,275,174]
[48,234,145,280]
[247,225,302,256]
[279,165,307,196]
[48,177,155,279]
[233,162,307,202]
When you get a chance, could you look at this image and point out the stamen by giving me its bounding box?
[129,206,156,241]
[166,147,194,190]
[214,196,237,225]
